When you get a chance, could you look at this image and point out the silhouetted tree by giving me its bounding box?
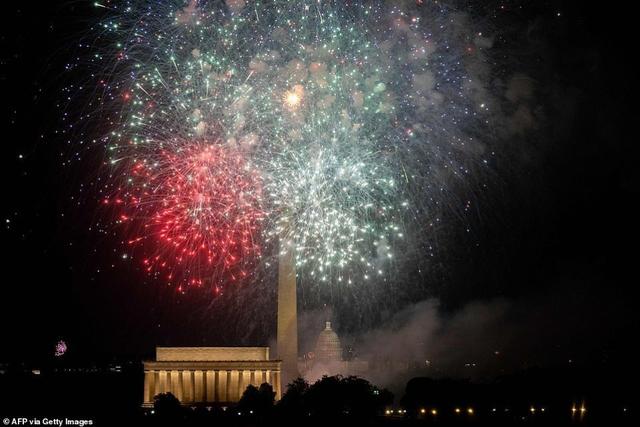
[305,375,344,417]
[239,384,261,409]
[239,382,276,415]
[277,377,310,417]
[258,382,276,408]
[152,392,183,423]
[278,375,392,420]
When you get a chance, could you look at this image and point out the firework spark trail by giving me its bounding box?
[108,142,265,287]
[80,0,493,290]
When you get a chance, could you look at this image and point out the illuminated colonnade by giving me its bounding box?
[143,347,281,406]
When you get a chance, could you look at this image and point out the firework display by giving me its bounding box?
[110,143,265,285]
[81,0,491,289]
[54,340,68,357]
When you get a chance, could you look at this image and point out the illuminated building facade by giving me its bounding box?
[142,347,281,406]
[300,322,369,379]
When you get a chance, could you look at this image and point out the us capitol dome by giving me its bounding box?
[314,322,343,362]
[300,321,369,380]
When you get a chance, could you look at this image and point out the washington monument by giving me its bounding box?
[277,245,298,387]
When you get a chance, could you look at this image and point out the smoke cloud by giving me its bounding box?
[296,283,633,394]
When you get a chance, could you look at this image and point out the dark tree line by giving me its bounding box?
[150,375,392,425]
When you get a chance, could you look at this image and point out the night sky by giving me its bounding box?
[0,0,636,377]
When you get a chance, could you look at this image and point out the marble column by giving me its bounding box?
[273,370,281,400]
[194,370,204,402]
[205,370,215,402]
[226,370,232,402]
[183,370,194,403]
[158,370,167,394]
[170,371,178,399]
[143,370,152,404]
[215,370,222,402]
[178,370,185,401]
[238,370,245,400]
[230,370,238,401]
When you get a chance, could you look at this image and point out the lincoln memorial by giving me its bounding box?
[143,347,282,406]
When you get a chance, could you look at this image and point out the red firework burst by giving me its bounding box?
[108,143,265,289]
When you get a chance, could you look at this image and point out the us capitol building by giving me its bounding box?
[299,321,368,380]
